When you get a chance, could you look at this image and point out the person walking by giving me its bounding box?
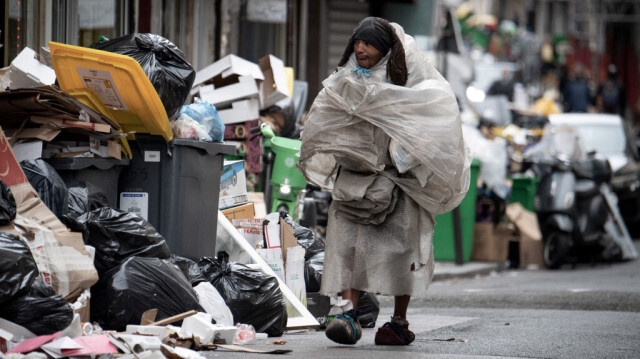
[597,64,626,116]
[298,17,470,346]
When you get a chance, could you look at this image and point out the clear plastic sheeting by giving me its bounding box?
[299,23,470,216]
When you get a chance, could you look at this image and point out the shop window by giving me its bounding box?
[2,0,42,66]
[52,0,130,47]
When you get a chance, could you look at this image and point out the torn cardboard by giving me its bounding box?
[258,55,290,109]
[506,203,544,268]
[192,54,264,88]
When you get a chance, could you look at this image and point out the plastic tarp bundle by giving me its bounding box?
[0,279,73,335]
[91,256,204,331]
[198,252,287,337]
[0,232,39,305]
[0,181,17,225]
[20,159,69,217]
[76,208,171,274]
[92,33,196,119]
[298,23,470,216]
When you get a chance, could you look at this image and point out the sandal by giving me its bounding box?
[325,309,362,345]
[374,316,415,345]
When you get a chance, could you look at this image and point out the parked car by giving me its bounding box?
[548,113,640,237]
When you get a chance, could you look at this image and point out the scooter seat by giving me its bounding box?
[575,179,599,198]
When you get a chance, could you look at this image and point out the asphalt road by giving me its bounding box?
[203,241,640,359]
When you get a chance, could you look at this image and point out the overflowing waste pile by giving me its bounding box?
[0,33,330,358]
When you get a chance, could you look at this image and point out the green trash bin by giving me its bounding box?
[433,158,481,262]
[508,176,539,212]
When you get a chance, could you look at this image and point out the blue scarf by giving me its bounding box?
[351,65,371,79]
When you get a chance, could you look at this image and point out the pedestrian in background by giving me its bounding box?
[562,63,592,113]
[596,64,626,116]
[299,17,470,346]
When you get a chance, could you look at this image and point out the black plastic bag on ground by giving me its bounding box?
[168,254,207,286]
[76,208,170,274]
[0,279,73,335]
[0,181,16,225]
[282,214,325,260]
[0,232,39,305]
[304,252,324,292]
[91,256,203,331]
[357,291,380,328]
[20,159,68,217]
[199,252,287,337]
[91,33,195,119]
[65,182,110,219]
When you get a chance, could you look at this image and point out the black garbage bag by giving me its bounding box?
[357,291,380,328]
[199,252,287,337]
[65,182,110,219]
[168,254,207,286]
[0,232,39,305]
[76,208,170,274]
[91,33,196,119]
[20,159,68,217]
[0,181,16,225]
[282,214,325,260]
[91,256,203,331]
[0,279,73,335]
[304,252,324,292]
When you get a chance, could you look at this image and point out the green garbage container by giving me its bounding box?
[433,158,481,262]
[508,176,539,212]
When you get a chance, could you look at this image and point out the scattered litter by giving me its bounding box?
[426,338,469,342]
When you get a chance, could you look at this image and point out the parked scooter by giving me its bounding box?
[526,151,613,269]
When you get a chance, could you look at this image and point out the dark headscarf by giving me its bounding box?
[353,18,394,55]
[338,17,407,86]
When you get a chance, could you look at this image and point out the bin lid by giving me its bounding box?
[49,41,173,141]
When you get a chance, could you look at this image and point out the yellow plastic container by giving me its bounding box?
[49,41,173,142]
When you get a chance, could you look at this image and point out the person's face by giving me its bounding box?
[354,39,384,69]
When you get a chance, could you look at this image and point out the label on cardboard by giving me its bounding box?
[144,150,161,162]
[76,67,127,110]
[120,192,149,220]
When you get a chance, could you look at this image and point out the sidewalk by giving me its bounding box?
[432,260,503,281]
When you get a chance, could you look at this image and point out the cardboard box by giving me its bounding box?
[192,54,264,88]
[519,234,544,269]
[263,214,298,261]
[472,222,511,262]
[258,55,290,109]
[221,202,255,221]
[506,203,544,268]
[219,160,248,209]
[217,98,260,125]
[199,76,259,109]
[9,47,56,89]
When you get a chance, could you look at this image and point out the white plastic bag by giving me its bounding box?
[193,282,234,326]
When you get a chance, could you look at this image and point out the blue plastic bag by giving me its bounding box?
[178,101,225,142]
